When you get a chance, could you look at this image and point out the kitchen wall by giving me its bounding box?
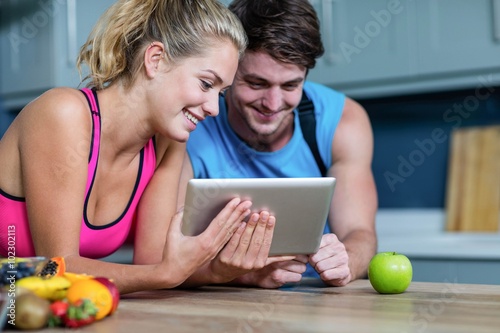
[361,86,500,208]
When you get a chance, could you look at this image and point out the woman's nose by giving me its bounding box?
[203,93,220,117]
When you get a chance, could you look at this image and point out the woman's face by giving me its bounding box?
[149,40,240,142]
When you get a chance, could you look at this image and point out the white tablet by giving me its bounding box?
[181,177,336,255]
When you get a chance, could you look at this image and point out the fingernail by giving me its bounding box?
[261,212,268,221]
[267,216,276,226]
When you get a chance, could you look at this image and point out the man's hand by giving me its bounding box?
[235,255,309,288]
[308,233,352,286]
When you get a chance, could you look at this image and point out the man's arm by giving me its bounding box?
[328,97,378,281]
[308,96,377,286]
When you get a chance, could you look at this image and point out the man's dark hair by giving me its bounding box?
[228,0,325,70]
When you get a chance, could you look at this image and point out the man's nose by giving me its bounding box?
[262,87,282,112]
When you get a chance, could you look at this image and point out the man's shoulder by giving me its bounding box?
[303,81,345,101]
[303,81,346,115]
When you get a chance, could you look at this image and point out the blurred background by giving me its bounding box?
[1,0,499,284]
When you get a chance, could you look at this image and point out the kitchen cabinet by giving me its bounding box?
[416,0,500,76]
[0,0,115,109]
[308,0,500,98]
[308,0,416,88]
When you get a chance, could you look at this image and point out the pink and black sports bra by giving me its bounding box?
[0,88,157,258]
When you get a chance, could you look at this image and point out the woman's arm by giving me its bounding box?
[133,137,186,265]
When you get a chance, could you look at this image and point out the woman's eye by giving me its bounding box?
[201,80,213,91]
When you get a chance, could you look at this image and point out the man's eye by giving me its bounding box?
[248,82,264,89]
[283,84,299,91]
[201,80,213,91]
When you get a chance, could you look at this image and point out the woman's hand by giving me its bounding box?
[204,211,296,284]
[159,197,252,287]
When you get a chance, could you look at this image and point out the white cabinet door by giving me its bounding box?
[416,0,500,77]
[308,0,416,87]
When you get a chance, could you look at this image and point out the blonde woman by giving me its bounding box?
[0,0,277,294]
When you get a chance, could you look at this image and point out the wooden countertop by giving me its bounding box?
[6,279,500,332]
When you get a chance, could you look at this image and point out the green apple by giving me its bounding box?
[368,252,412,294]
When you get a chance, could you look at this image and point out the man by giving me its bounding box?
[181,0,378,288]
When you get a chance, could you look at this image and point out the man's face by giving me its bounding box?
[226,51,307,150]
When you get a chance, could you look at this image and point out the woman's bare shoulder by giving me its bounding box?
[20,87,91,127]
[28,87,89,113]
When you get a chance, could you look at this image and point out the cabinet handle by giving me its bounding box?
[321,0,337,65]
[66,0,77,65]
[494,0,500,41]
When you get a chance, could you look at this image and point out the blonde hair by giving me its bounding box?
[77,0,247,89]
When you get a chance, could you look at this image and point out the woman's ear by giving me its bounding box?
[144,41,165,78]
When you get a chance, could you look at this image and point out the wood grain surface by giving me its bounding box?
[446,125,500,232]
[7,279,500,333]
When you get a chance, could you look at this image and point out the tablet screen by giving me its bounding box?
[181,177,336,255]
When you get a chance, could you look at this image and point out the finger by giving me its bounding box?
[274,259,308,274]
[231,212,261,261]
[254,214,276,265]
[320,265,351,286]
[318,233,339,248]
[265,255,296,265]
[293,254,309,264]
[244,211,271,258]
[310,238,345,264]
[219,222,246,260]
[204,198,251,246]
